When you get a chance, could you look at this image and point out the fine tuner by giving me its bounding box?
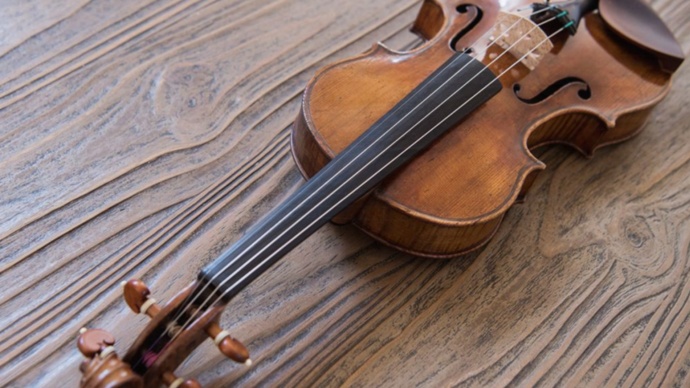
[75,0,684,386]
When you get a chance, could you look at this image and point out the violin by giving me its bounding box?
[75,0,684,386]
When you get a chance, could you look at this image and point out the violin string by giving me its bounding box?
[162,16,571,355]
[134,6,562,365]
[157,4,556,336]
[174,20,573,347]
[161,10,567,357]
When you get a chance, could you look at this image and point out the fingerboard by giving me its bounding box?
[199,53,501,302]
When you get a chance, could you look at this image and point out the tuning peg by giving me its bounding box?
[77,328,143,388]
[122,279,161,317]
[161,371,201,388]
[77,328,116,359]
[206,323,252,365]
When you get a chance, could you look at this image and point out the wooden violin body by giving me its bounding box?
[293,0,678,257]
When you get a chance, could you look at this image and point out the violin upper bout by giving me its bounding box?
[513,11,674,157]
[292,0,677,259]
[411,0,500,51]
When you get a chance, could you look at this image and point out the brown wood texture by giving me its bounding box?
[0,0,688,387]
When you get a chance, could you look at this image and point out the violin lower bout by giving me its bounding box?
[292,101,655,259]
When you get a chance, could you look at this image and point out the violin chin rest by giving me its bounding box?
[598,0,685,73]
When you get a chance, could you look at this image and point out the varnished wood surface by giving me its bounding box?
[294,0,673,258]
[0,0,688,387]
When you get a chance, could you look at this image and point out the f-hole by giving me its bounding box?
[514,77,592,104]
[450,5,483,52]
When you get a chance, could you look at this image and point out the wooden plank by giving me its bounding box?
[0,0,688,387]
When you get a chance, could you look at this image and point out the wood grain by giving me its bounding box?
[0,0,688,387]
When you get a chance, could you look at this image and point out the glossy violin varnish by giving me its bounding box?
[1,0,688,387]
[294,0,677,258]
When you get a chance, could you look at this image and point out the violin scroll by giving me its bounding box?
[74,0,684,385]
[121,279,251,365]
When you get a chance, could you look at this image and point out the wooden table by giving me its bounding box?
[1,0,688,387]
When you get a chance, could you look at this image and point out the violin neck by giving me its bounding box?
[199,52,501,302]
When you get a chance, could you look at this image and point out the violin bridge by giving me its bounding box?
[490,11,554,70]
